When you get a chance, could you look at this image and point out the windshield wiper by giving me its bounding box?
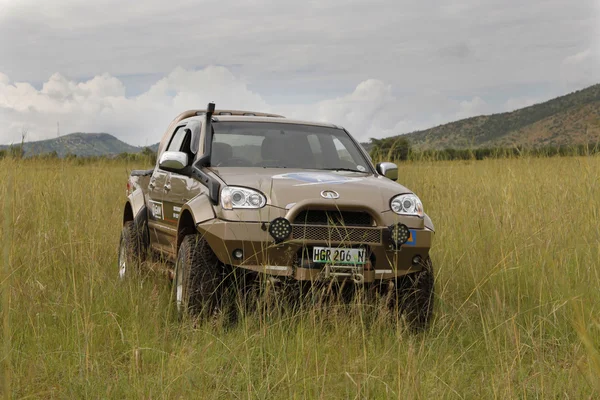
[321,167,365,173]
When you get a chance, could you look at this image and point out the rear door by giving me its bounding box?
[147,169,167,246]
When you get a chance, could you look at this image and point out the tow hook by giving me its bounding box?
[351,273,365,284]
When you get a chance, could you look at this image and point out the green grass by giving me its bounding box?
[1,157,599,398]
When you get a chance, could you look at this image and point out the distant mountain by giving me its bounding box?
[394,84,600,150]
[0,132,159,157]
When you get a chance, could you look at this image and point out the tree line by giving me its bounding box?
[0,145,157,165]
[369,137,600,162]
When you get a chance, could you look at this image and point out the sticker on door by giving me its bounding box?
[149,200,163,220]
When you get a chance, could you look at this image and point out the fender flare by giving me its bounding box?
[124,187,146,224]
[176,193,216,250]
[123,188,149,246]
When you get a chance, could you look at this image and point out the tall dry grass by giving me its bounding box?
[0,156,599,398]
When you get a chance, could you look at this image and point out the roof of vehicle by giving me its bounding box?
[171,109,283,123]
[173,109,341,129]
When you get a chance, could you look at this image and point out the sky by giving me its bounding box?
[0,0,598,146]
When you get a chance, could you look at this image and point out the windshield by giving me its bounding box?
[210,121,371,171]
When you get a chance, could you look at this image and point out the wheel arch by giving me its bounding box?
[123,189,149,249]
[177,210,197,251]
[176,194,216,251]
[124,188,146,225]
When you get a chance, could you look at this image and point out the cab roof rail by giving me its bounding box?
[195,109,285,118]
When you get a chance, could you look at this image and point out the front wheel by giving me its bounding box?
[173,234,228,319]
[392,257,435,332]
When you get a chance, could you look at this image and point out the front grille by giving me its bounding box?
[293,210,373,226]
[291,225,382,244]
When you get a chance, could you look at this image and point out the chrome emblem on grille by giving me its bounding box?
[320,190,339,199]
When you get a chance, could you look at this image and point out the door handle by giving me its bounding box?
[164,183,171,192]
[149,180,156,189]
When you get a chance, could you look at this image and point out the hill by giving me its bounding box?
[398,84,600,150]
[0,133,158,157]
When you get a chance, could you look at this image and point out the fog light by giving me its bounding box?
[389,223,410,248]
[269,217,292,243]
[412,255,422,265]
[233,249,244,260]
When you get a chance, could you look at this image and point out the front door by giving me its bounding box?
[162,172,203,247]
[161,125,203,254]
[147,123,189,257]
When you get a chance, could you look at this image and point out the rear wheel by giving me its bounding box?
[118,221,147,279]
[174,234,229,319]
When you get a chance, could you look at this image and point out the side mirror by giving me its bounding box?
[376,162,398,181]
[159,151,188,171]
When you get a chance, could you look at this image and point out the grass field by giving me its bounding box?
[1,156,599,398]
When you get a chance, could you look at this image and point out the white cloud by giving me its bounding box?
[559,47,600,90]
[563,49,592,65]
[2,66,528,145]
[293,79,398,139]
[0,66,274,145]
[455,97,489,120]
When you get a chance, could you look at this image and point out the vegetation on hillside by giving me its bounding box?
[368,135,600,162]
[0,132,159,158]
[369,136,411,161]
[0,143,158,165]
[395,84,600,150]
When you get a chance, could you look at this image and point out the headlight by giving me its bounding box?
[221,186,267,210]
[390,194,424,218]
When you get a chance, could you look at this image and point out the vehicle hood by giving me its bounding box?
[210,168,412,212]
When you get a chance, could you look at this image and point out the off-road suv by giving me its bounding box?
[119,103,435,330]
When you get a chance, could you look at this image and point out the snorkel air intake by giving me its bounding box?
[192,102,220,204]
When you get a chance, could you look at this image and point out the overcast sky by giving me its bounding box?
[0,0,598,145]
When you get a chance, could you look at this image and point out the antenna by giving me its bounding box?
[57,121,60,138]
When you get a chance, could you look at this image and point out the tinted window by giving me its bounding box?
[211,122,370,171]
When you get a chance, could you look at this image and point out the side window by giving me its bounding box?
[163,125,193,168]
[166,126,187,152]
[187,120,202,155]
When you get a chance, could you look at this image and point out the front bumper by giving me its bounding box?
[198,218,433,283]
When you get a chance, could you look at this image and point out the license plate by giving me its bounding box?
[312,247,366,264]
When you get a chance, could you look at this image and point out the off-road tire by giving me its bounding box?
[174,234,228,319]
[394,257,435,332]
[118,221,147,279]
